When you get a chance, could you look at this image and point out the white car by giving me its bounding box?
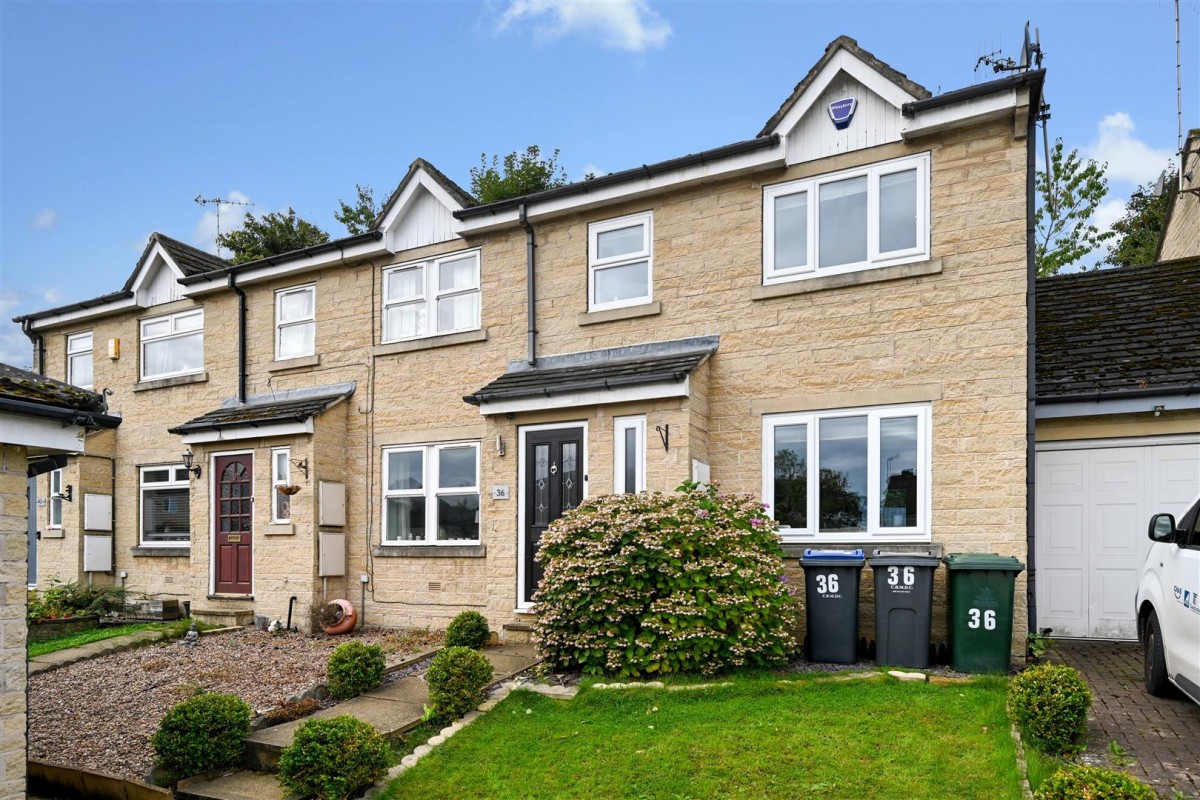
[1136,493,1200,705]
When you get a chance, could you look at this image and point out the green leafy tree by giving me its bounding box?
[217,208,330,264]
[469,145,568,204]
[1035,139,1114,277]
[334,184,380,235]
[1102,168,1176,267]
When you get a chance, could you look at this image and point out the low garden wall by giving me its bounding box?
[28,615,99,642]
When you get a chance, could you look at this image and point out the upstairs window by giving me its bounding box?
[588,211,653,312]
[382,250,480,342]
[141,309,203,380]
[67,331,93,389]
[275,284,315,360]
[382,442,480,544]
[763,153,929,284]
[140,465,191,546]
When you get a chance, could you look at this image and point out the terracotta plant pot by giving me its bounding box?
[322,599,358,635]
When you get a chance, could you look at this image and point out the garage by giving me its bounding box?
[1035,437,1200,639]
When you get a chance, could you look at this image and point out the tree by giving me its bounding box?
[1035,139,1114,277]
[334,184,380,235]
[469,145,568,204]
[1102,168,1176,267]
[217,209,330,264]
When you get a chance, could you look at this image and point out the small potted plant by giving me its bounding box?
[276,484,302,496]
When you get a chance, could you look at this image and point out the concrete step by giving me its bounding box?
[191,607,255,627]
[177,770,292,800]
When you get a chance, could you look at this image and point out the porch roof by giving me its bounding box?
[168,383,355,435]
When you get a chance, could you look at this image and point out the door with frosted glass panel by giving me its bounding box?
[523,427,583,604]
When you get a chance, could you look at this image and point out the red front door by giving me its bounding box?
[214,454,253,595]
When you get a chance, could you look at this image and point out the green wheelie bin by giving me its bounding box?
[943,552,1025,673]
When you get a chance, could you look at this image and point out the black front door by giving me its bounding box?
[524,427,584,604]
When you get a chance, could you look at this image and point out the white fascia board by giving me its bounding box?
[129,242,185,293]
[901,89,1019,140]
[179,419,313,445]
[770,49,919,139]
[27,295,141,331]
[477,378,689,416]
[182,238,390,296]
[376,169,467,234]
[458,149,785,235]
[0,412,85,452]
[1036,393,1200,420]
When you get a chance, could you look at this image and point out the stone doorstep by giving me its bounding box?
[176,770,290,800]
[191,608,255,627]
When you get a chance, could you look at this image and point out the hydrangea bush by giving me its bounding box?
[533,483,800,677]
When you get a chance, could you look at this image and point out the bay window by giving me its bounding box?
[763,152,929,284]
[762,403,930,541]
[382,442,480,544]
[382,250,480,342]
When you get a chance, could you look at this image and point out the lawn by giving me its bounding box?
[27,619,202,658]
[383,673,1030,800]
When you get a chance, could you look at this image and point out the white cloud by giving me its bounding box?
[193,190,252,254]
[579,162,606,179]
[1085,113,1176,185]
[0,289,36,368]
[33,208,57,230]
[42,288,64,305]
[496,0,671,52]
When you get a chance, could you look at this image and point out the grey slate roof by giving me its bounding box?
[1036,257,1200,400]
[168,385,355,435]
[464,337,718,406]
[123,232,229,291]
[372,158,477,232]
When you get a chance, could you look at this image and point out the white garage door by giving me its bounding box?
[1036,438,1200,639]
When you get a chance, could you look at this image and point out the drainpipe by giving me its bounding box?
[1025,80,1041,640]
[228,274,247,404]
[519,203,537,366]
[21,319,44,374]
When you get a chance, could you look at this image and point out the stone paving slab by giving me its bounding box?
[1048,639,1200,797]
[29,629,166,674]
[177,770,290,800]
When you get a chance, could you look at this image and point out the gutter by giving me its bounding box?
[228,274,247,404]
[179,231,384,285]
[1036,384,1200,404]
[0,397,121,429]
[455,135,781,220]
[20,319,44,375]
[1025,72,1042,642]
[519,204,537,366]
[902,70,1046,115]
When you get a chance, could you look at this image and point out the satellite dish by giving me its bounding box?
[1019,22,1031,70]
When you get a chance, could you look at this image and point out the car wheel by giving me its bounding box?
[1144,610,1170,697]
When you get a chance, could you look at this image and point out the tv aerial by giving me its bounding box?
[975,22,1043,75]
[194,193,254,257]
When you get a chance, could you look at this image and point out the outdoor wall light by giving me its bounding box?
[181,450,202,479]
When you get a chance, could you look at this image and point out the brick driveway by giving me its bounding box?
[1048,639,1200,797]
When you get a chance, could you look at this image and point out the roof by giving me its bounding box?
[372,158,476,232]
[122,232,229,291]
[1036,257,1200,400]
[902,69,1045,115]
[0,363,121,428]
[464,337,718,406]
[758,35,931,137]
[167,384,355,434]
[12,289,135,324]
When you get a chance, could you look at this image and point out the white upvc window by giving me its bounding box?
[614,416,647,494]
[762,403,931,542]
[140,465,191,546]
[588,211,653,312]
[48,469,64,529]
[67,331,93,389]
[382,442,480,544]
[763,152,930,285]
[140,309,204,380]
[275,284,315,360]
[382,250,481,343]
[271,448,292,523]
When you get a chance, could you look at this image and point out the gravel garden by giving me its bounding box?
[28,625,441,781]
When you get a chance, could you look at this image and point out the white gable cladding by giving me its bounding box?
[389,185,459,252]
[140,259,184,307]
[785,71,904,165]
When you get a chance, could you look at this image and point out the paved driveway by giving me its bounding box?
[1048,639,1200,797]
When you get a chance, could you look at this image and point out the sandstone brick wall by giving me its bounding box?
[0,445,28,799]
[1157,130,1199,262]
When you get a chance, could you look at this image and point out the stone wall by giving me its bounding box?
[0,444,29,799]
[1158,129,1199,262]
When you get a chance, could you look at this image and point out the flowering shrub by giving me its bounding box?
[533,483,800,677]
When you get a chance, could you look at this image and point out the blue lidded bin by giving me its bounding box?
[800,548,866,663]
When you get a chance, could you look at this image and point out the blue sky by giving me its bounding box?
[2,0,1196,366]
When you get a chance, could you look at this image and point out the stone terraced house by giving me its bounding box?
[14,37,1044,659]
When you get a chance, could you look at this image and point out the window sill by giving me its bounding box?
[780,540,941,559]
[752,258,942,301]
[134,372,208,392]
[269,354,320,372]
[374,328,487,357]
[578,301,661,327]
[373,545,486,558]
[263,523,294,536]
[131,547,191,557]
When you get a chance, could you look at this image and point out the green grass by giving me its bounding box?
[27,619,207,658]
[1023,745,1064,793]
[382,673,1029,800]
